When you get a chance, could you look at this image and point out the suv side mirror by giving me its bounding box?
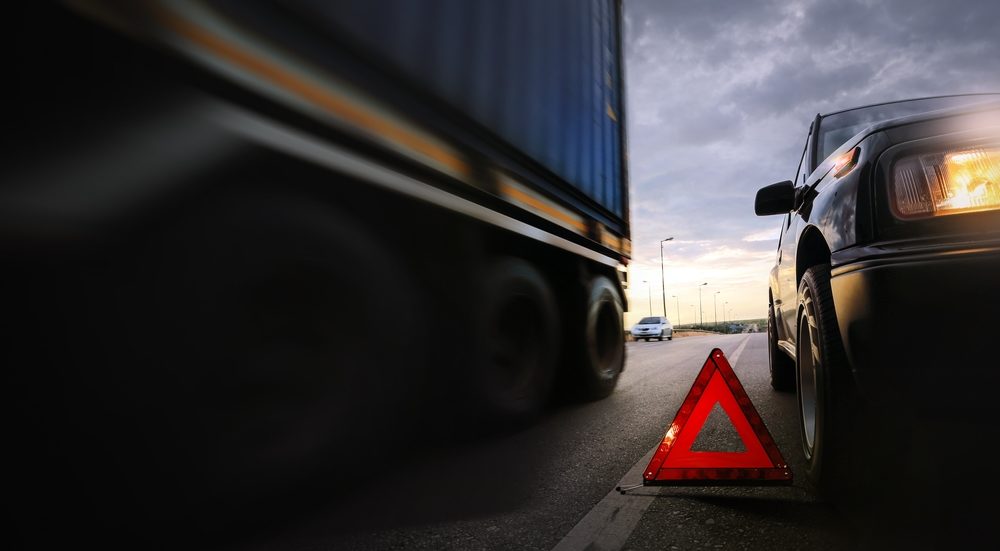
[754,180,795,216]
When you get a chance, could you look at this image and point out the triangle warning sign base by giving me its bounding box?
[643,348,792,486]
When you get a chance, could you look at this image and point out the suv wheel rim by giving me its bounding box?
[799,295,819,456]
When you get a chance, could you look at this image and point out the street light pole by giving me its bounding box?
[659,237,674,318]
[642,280,652,316]
[724,301,729,325]
[672,295,680,326]
[714,291,720,327]
[698,282,707,326]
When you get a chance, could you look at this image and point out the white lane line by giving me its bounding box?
[730,335,750,370]
[551,336,752,551]
[550,447,657,551]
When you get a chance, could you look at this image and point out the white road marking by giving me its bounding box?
[730,335,750,370]
[550,446,657,551]
[551,336,752,551]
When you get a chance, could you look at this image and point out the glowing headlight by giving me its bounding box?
[891,146,1000,219]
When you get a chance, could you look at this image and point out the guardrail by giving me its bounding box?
[624,327,761,341]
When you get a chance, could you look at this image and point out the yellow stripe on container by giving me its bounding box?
[498,180,588,233]
[153,4,470,179]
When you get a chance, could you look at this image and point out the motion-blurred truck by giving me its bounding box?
[4,0,631,530]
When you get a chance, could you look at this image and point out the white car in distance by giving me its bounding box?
[631,316,673,342]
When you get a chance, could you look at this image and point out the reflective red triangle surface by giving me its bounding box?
[643,348,792,485]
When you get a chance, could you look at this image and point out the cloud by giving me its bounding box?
[742,228,780,243]
[622,0,1000,322]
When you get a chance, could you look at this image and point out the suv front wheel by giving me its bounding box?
[796,265,856,501]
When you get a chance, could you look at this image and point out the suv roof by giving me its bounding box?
[820,93,1000,118]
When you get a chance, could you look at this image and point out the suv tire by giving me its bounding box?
[796,265,855,502]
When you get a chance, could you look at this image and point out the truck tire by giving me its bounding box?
[577,275,625,400]
[796,265,854,502]
[768,304,795,392]
[469,257,559,422]
[76,192,425,527]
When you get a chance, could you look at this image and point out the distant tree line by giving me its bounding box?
[674,319,765,334]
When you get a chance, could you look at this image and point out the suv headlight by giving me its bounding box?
[891,146,1000,219]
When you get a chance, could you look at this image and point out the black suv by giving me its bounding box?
[754,95,1000,499]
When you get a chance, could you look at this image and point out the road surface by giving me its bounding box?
[232,333,865,550]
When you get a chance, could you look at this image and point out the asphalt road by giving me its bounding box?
[232,333,864,551]
[18,329,980,550]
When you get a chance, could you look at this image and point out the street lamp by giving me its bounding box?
[659,237,674,317]
[724,301,729,325]
[698,282,707,326]
[672,295,680,326]
[714,291,721,327]
[642,280,652,316]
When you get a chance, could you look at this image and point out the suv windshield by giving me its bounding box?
[816,95,1000,165]
[638,317,661,324]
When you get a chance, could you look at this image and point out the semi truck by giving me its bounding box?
[5,0,630,528]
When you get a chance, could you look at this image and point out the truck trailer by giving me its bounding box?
[4,0,631,527]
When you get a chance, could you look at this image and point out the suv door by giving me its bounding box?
[775,131,813,344]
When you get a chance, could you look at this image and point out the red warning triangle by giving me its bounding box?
[643,348,792,485]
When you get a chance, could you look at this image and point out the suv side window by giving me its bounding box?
[798,148,811,186]
[784,137,810,229]
[793,136,809,187]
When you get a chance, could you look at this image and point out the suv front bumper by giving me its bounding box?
[830,241,1000,406]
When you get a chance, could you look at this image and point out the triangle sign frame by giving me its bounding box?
[643,348,792,485]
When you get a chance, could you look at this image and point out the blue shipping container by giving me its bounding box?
[284,0,626,220]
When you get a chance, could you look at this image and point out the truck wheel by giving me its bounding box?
[796,265,854,501]
[470,257,559,421]
[768,304,795,392]
[577,275,625,400]
[82,193,425,524]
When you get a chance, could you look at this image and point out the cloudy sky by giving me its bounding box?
[620,0,1000,326]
